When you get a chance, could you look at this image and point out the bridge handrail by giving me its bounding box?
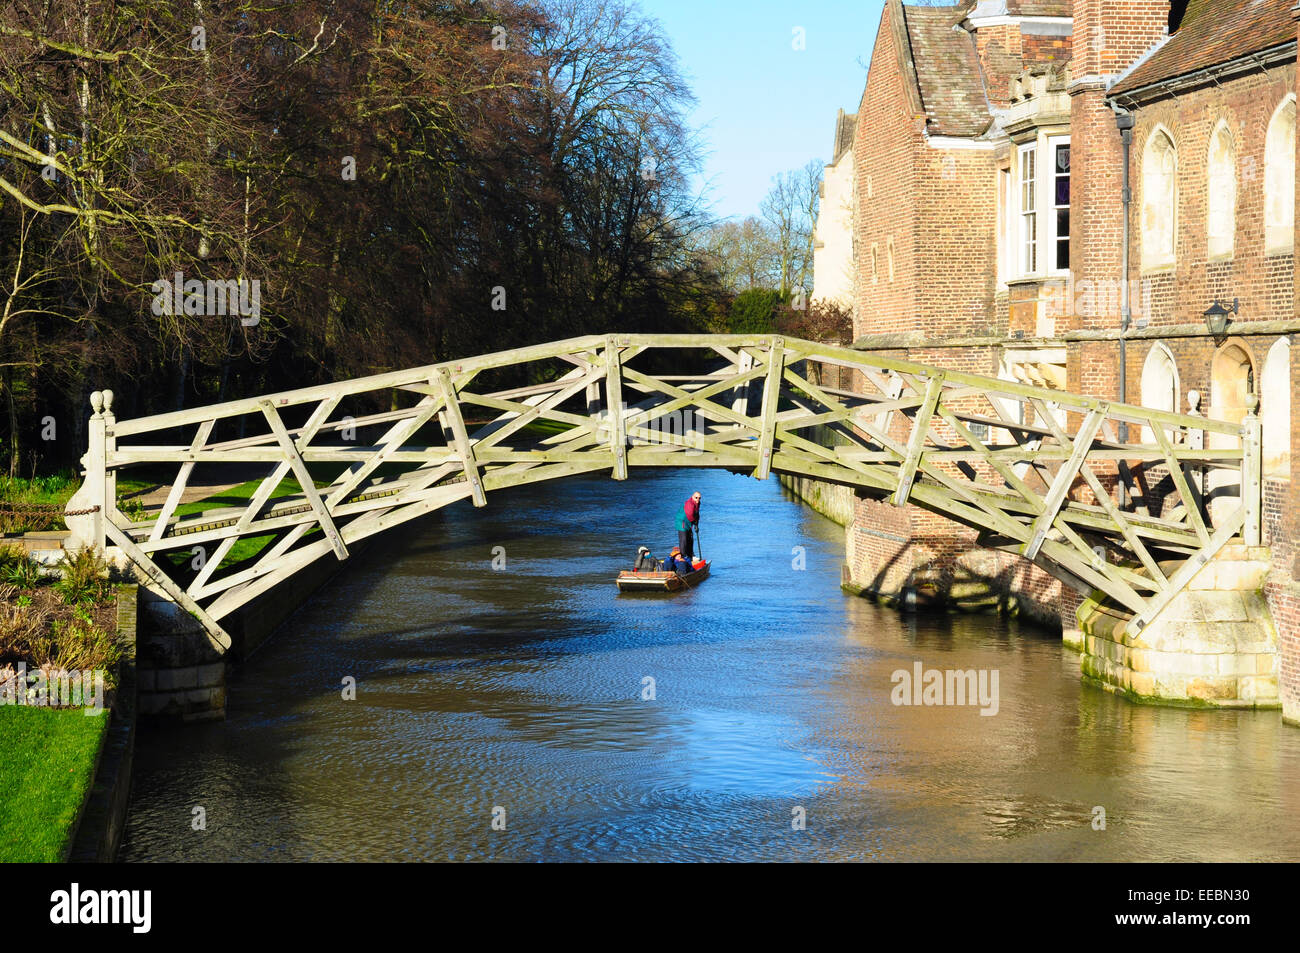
[106,335,1245,439]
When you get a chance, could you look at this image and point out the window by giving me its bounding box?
[871,243,879,284]
[1141,127,1177,269]
[887,236,896,282]
[1010,136,1069,278]
[997,165,1012,283]
[1207,122,1236,259]
[1051,140,1070,270]
[1019,144,1037,274]
[1265,96,1295,255]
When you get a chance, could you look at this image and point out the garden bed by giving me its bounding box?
[0,546,126,861]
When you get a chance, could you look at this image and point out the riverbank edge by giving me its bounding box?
[777,473,854,527]
[67,583,138,862]
[778,475,1066,631]
[138,536,375,720]
[837,567,1065,630]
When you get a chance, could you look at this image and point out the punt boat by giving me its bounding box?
[615,560,710,592]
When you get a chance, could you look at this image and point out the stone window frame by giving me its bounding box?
[1140,124,1178,273]
[1206,339,1258,523]
[886,235,896,282]
[996,162,1013,286]
[871,243,880,285]
[1264,94,1296,257]
[1017,141,1038,275]
[1010,132,1070,281]
[1206,119,1236,262]
[1047,135,1071,273]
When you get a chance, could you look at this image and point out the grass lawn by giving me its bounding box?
[0,705,109,862]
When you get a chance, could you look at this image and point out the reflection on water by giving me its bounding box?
[122,470,1300,861]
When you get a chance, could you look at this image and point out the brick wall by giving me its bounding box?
[1284,7,1300,725]
[847,3,1077,621]
[1023,32,1071,66]
[1118,56,1298,719]
[854,1,919,337]
[1070,0,1171,82]
[977,24,1024,107]
[915,146,1000,337]
[1127,67,1296,333]
[846,0,1300,681]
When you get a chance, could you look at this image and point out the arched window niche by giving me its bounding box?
[1261,337,1291,476]
[1264,96,1296,256]
[1206,121,1236,260]
[1141,126,1177,270]
[1207,341,1257,527]
[1139,343,1180,444]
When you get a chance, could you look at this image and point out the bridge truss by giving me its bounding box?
[66,334,1260,649]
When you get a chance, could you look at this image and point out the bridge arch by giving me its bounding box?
[64,335,1258,650]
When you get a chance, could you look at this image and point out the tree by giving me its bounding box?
[727,288,784,334]
[0,0,721,472]
[759,159,822,294]
[698,217,780,293]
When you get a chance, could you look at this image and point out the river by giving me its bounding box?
[121,469,1300,861]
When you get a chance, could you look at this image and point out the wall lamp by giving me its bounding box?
[1203,298,1238,345]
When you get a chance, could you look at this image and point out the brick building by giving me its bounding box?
[843,0,1300,722]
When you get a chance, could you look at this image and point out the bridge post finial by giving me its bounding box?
[68,390,109,555]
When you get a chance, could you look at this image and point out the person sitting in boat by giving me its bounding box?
[633,546,657,572]
[664,546,692,575]
[675,491,701,561]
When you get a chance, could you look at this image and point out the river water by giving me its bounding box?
[121,470,1300,862]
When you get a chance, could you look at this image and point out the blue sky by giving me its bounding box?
[644,0,887,219]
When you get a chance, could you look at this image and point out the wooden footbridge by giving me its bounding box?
[65,334,1261,650]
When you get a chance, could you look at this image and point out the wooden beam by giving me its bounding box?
[260,401,349,559]
[148,419,215,543]
[731,347,755,420]
[104,520,232,651]
[1241,407,1262,546]
[753,338,785,480]
[1151,419,1211,546]
[186,390,349,595]
[892,375,943,506]
[434,368,487,507]
[623,364,766,430]
[1023,407,1103,560]
[1128,509,1245,632]
[604,339,628,480]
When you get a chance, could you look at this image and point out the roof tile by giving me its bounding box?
[903,4,991,137]
[1110,0,1295,97]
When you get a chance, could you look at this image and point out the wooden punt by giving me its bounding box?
[615,561,710,592]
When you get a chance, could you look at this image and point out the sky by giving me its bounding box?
[643,0,888,220]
